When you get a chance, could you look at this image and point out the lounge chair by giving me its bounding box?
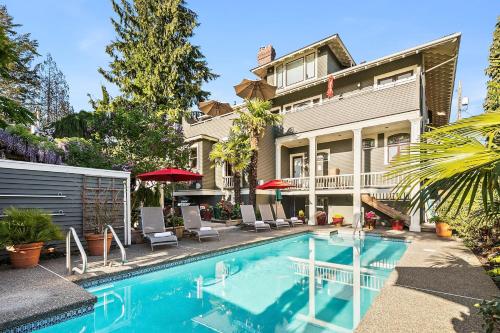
[258,204,289,229]
[275,202,304,227]
[140,207,178,251]
[240,205,271,232]
[181,206,220,242]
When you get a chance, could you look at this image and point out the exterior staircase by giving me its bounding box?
[361,194,409,222]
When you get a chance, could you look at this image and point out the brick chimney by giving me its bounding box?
[257,45,276,66]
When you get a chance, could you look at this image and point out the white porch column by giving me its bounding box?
[352,128,362,228]
[276,143,282,179]
[409,118,422,232]
[308,136,317,225]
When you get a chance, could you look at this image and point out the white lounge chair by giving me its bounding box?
[240,205,271,232]
[258,204,289,229]
[181,206,220,242]
[140,207,178,251]
[275,202,304,227]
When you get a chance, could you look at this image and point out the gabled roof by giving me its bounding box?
[251,34,355,78]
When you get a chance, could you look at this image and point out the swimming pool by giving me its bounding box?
[35,233,407,333]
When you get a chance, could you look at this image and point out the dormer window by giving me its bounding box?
[286,58,304,86]
[374,66,417,88]
[275,52,316,89]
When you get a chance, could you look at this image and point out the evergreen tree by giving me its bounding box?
[485,16,500,113]
[99,0,217,116]
[0,6,39,110]
[36,54,73,129]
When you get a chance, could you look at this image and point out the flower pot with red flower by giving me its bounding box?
[332,214,344,227]
[391,215,405,230]
[315,211,327,225]
[364,211,379,230]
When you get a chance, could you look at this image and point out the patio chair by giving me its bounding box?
[258,204,289,229]
[140,207,178,251]
[275,202,304,227]
[240,205,271,232]
[181,206,220,242]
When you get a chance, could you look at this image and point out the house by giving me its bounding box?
[179,33,461,231]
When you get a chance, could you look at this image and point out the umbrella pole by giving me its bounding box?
[171,182,175,216]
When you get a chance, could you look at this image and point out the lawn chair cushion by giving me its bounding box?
[154,231,173,237]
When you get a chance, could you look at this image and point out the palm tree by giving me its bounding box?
[209,131,251,204]
[389,112,500,214]
[233,98,282,205]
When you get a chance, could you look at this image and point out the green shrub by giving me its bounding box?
[475,297,500,333]
[0,207,63,246]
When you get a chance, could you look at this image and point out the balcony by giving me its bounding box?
[281,172,402,191]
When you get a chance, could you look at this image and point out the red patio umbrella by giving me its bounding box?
[257,179,294,213]
[137,168,203,212]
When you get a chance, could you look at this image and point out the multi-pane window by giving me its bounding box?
[286,58,304,86]
[276,65,283,88]
[387,133,410,162]
[377,70,414,86]
[305,53,315,79]
[362,138,375,149]
[189,147,198,170]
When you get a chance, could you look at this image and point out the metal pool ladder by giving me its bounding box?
[66,227,88,275]
[103,224,127,267]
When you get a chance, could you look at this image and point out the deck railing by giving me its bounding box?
[315,174,354,189]
[361,171,404,188]
[282,177,310,190]
[223,176,233,189]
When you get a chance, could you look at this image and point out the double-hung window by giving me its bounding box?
[276,65,283,88]
[286,58,304,86]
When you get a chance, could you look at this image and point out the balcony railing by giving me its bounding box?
[223,176,234,189]
[361,172,404,188]
[282,177,310,190]
[316,174,354,189]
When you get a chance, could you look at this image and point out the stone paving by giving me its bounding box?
[0,225,498,332]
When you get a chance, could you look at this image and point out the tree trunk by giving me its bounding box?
[233,171,242,204]
[248,149,258,206]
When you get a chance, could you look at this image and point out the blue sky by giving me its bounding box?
[2,0,498,119]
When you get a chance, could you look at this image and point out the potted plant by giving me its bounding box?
[332,214,344,226]
[298,210,305,222]
[429,216,452,237]
[170,216,184,239]
[85,192,114,256]
[364,211,379,230]
[391,214,405,231]
[315,211,327,225]
[0,207,63,268]
[200,204,213,221]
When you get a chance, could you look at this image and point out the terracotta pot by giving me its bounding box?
[365,218,377,230]
[85,233,113,256]
[332,217,344,226]
[391,220,404,231]
[173,226,184,239]
[131,229,144,244]
[436,222,452,238]
[7,242,44,268]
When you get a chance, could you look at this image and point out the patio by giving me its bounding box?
[0,226,498,333]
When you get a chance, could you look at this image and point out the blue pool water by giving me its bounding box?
[36,233,407,333]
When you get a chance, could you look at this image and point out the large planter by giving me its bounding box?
[131,229,144,244]
[85,233,113,256]
[7,242,44,268]
[315,211,327,225]
[391,220,405,231]
[173,226,184,239]
[436,222,452,238]
[332,217,344,227]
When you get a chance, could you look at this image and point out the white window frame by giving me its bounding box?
[270,106,281,114]
[316,148,330,176]
[384,132,410,165]
[374,65,418,90]
[274,51,317,90]
[289,152,306,178]
[189,143,200,172]
[283,94,322,114]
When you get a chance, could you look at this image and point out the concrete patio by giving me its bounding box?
[0,225,498,333]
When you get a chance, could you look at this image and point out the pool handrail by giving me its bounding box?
[103,224,127,266]
[66,227,87,275]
